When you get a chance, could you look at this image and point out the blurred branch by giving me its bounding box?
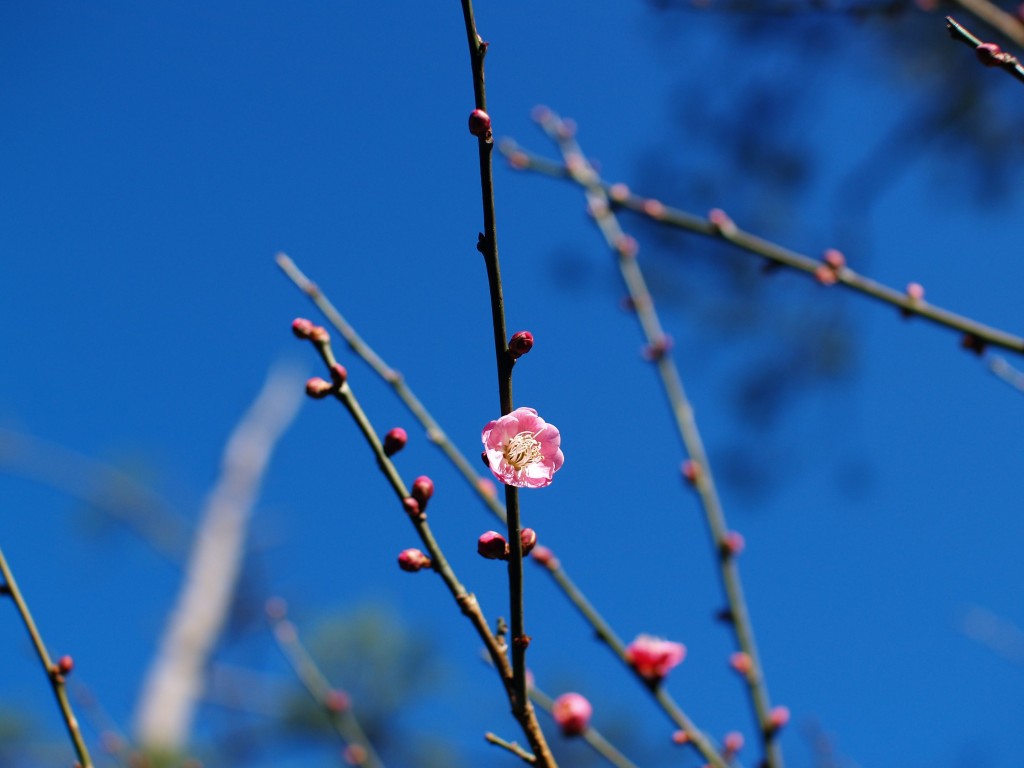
[988,355,1024,393]
[950,0,1024,48]
[500,141,1024,357]
[485,732,536,763]
[0,427,191,562]
[946,16,1024,86]
[133,365,304,752]
[295,326,548,766]
[266,602,384,768]
[280,258,724,766]
[531,107,781,768]
[0,546,94,767]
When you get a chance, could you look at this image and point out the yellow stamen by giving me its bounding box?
[504,431,542,470]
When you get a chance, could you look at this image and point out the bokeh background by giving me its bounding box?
[2,1,1023,766]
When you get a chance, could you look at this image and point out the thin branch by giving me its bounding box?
[530,108,780,768]
[280,256,724,765]
[134,366,304,751]
[297,328,553,766]
[267,607,384,768]
[485,732,537,764]
[458,1,541,758]
[950,0,1024,48]
[0,546,94,767]
[946,15,1024,85]
[501,140,1024,357]
[988,355,1024,393]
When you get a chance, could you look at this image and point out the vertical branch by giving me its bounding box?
[0,546,94,767]
[459,3,544,761]
[133,366,303,752]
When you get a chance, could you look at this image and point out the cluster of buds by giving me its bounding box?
[477,528,538,560]
[291,317,330,345]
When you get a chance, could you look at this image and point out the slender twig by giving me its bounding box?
[988,355,1024,393]
[485,732,537,763]
[950,0,1024,48]
[458,1,541,757]
[530,685,640,768]
[0,546,93,767]
[531,108,780,768]
[946,16,1024,85]
[280,255,725,765]
[276,254,506,526]
[299,329,549,766]
[267,608,384,768]
[501,140,1024,357]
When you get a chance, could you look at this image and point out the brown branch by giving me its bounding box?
[946,15,1024,86]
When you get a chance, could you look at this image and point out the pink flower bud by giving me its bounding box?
[411,476,434,509]
[398,548,432,572]
[468,109,492,138]
[305,377,333,399]
[291,318,315,339]
[643,198,666,219]
[768,705,790,731]
[531,545,558,567]
[814,264,837,286]
[708,208,736,236]
[309,325,330,345]
[642,335,673,362]
[508,331,534,359]
[520,528,538,556]
[57,655,74,676]
[383,428,408,457]
[723,731,744,754]
[823,248,846,270]
[477,530,509,560]
[324,689,351,713]
[672,730,691,745]
[329,363,347,386]
[343,745,367,766]
[614,234,639,259]
[681,459,701,485]
[608,183,630,203]
[722,530,746,556]
[402,497,422,519]
[626,635,686,682]
[552,692,592,736]
[729,651,753,676]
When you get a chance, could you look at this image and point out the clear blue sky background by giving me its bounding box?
[2,2,1023,767]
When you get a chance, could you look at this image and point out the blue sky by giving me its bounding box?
[2,2,1023,767]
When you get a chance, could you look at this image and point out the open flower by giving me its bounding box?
[481,407,563,488]
[626,634,686,682]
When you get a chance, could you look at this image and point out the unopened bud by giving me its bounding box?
[723,731,744,754]
[642,336,673,362]
[309,325,330,345]
[324,689,351,713]
[520,528,538,556]
[814,264,838,286]
[508,331,534,359]
[722,531,746,556]
[672,730,691,745]
[552,692,591,736]
[383,428,408,456]
[729,651,753,676]
[305,377,333,399]
[468,109,492,138]
[768,705,791,732]
[291,318,315,339]
[823,248,846,270]
[477,531,509,560]
[402,497,422,519]
[411,476,434,509]
[57,655,74,676]
[398,548,432,572]
[976,42,1005,66]
[329,363,347,386]
[681,459,701,485]
[708,208,736,236]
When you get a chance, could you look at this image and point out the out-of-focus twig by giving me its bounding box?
[266,601,383,768]
[988,355,1024,394]
[947,16,1024,86]
[500,140,1024,358]
[0,546,94,767]
[950,0,1024,48]
[133,365,304,752]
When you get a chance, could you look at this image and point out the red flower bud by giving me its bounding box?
[976,42,1006,66]
[520,528,538,556]
[681,459,701,485]
[398,548,432,572]
[477,531,509,560]
[402,497,422,519]
[729,651,753,676]
[329,363,348,386]
[411,476,434,509]
[56,655,74,676]
[723,731,744,754]
[823,248,846,270]
[722,531,746,557]
[324,689,351,713]
[468,109,492,138]
[309,325,330,345]
[508,331,534,359]
[768,705,790,732]
[383,428,408,457]
[305,377,333,399]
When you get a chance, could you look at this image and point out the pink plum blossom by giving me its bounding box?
[481,407,563,488]
[626,634,687,681]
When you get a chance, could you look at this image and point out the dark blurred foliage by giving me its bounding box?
[551,0,1023,497]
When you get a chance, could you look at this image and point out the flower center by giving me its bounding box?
[504,431,542,470]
